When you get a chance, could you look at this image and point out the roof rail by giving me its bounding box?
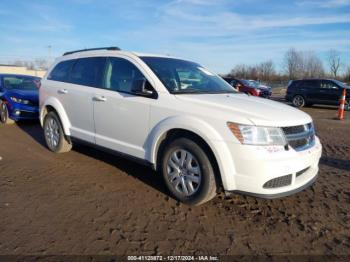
[63,46,121,56]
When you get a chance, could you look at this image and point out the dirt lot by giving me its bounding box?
[0,102,349,257]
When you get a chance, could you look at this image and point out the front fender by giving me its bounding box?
[40,97,71,135]
[145,115,237,190]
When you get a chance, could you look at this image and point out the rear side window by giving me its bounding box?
[48,60,76,82]
[70,57,106,87]
[302,80,320,89]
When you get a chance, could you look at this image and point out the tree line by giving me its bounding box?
[226,48,350,83]
[12,59,50,71]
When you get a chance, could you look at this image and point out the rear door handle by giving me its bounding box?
[93,96,107,102]
[58,89,68,94]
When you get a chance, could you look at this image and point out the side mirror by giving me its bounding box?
[131,79,157,98]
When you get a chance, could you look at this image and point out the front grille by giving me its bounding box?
[19,111,38,118]
[263,174,292,189]
[296,167,310,177]
[282,123,315,151]
[28,100,39,106]
[282,125,305,134]
[259,90,271,97]
[289,138,308,148]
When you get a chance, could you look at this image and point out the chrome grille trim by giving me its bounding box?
[282,123,315,151]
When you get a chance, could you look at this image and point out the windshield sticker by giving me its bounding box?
[198,67,215,76]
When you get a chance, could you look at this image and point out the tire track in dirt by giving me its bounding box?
[1,108,350,256]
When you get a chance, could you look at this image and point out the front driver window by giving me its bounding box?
[321,81,338,90]
[104,57,146,93]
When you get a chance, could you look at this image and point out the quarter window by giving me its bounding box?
[48,60,76,82]
[104,57,146,93]
[70,57,106,87]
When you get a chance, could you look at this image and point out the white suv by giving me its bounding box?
[40,47,322,205]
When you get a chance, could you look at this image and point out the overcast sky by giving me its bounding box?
[0,0,349,73]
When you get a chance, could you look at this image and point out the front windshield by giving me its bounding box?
[2,76,39,90]
[247,80,260,88]
[241,79,258,88]
[140,57,237,94]
[333,79,346,87]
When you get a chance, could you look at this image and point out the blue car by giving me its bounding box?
[0,74,41,124]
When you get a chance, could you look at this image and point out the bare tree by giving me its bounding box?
[227,48,325,83]
[283,48,303,80]
[257,60,275,81]
[13,60,25,67]
[303,51,324,78]
[344,66,350,83]
[328,49,341,78]
[23,61,35,70]
[230,64,249,79]
[34,58,49,70]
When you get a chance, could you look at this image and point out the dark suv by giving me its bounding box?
[286,79,349,109]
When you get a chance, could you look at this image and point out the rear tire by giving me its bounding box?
[0,102,15,125]
[160,138,217,205]
[292,95,306,108]
[43,112,72,153]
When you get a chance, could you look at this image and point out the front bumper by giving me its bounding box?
[230,173,318,199]
[222,136,322,198]
[259,90,272,98]
[8,103,39,120]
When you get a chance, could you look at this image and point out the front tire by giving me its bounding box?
[292,95,306,108]
[43,112,72,153]
[161,138,217,205]
[0,102,15,125]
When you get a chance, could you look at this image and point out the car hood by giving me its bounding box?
[5,89,39,102]
[175,93,312,127]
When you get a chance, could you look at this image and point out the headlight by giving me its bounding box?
[227,122,287,145]
[10,97,30,105]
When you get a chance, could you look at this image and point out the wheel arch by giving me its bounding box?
[146,116,236,190]
[40,98,71,135]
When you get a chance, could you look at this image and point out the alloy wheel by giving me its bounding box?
[45,118,60,149]
[0,103,8,123]
[293,95,305,107]
[166,149,202,197]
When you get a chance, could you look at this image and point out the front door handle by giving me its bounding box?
[58,89,68,94]
[93,96,107,102]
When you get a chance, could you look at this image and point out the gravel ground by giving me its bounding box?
[0,102,349,258]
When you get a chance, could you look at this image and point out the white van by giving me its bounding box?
[40,47,322,205]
